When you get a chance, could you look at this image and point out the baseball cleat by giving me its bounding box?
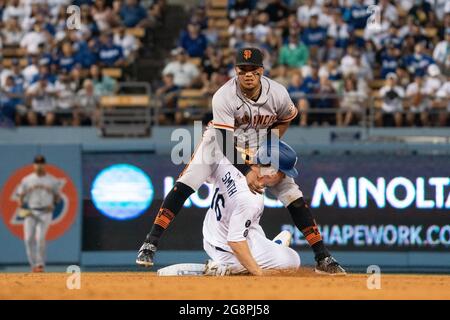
[272,230,292,247]
[32,265,44,273]
[315,256,346,276]
[136,242,157,267]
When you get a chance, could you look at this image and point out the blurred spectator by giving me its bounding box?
[79,4,100,39]
[344,0,368,30]
[314,75,339,125]
[120,0,148,28]
[20,22,48,54]
[98,32,125,67]
[319,36,342,63]
[380,44,400,79]
[337,76,365,126]
[89,64,117,95]
[58,41,79,72]
[297,0,321,28]
[327,11,350,49]
[2,0,26,22]
[278,34,309,68]
[379,0,398,25]
[202,47,227,79]
[9,59,25,88]
[287,71,308,126]
[408,0,433,27]
[318,58,342,91]
[156,73,179,124]
[264,0,289,26]
[74,79,100,126]
[300,63,321,124]
[381,24,402,51]
[405,73,431,126]
[376,73,405,127]
[91,0,118,32]
[272,64,290,87]
[1,17,24,45]
[433,28,450,71]
[0,74,25,125]
[162,48,200,88]
[403,43,434,76]
[22,55,39,87]
[31,61,57,86]
[53,71,77,125]
[201,72,225,97]
[74,36,98,69]
[228,0,253,21]
[179,22,207,58]
[253,12,271,43]
[114,25,139,61]
[228,16,246,48]
[26,76,57,126]
[435,80,450,126]
[424,64,443,95]
[302,14,327,59]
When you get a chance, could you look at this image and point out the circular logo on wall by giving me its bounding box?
[0,165,78,240]
[91,164,154,220]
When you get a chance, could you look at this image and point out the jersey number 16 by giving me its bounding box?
[211,187,225,221]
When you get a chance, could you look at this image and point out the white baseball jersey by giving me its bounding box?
[16,173,60,210]
[202,157,265,253]
[212,76,298,154]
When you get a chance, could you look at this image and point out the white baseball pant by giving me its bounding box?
[203,231,301,274]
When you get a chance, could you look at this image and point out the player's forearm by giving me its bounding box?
[270,121,290,138]
[228,240,263,276]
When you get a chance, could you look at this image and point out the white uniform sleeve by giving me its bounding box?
[276,86,298,123]
[52,177,61,197]
[15,179,27,198]
[226,203,260,242]
[212,91,235,131]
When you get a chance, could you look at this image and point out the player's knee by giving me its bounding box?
[278,248,301,270]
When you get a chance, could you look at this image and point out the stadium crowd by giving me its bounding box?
[158,0,449,127]
[0,0,165,126]
[0,0,449,127]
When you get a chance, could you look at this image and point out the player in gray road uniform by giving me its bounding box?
[137,47,345,275]
[16,155,61,272]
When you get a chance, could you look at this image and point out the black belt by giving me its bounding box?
[215,246,230,253]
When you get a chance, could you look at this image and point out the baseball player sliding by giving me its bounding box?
[203,140,301,276]
[137,47,345,275]
[15,155,61,273]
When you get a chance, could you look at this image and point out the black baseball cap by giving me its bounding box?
[34,155,46,164]
[235,47,264,68]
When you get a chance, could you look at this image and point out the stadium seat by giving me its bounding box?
[102,68,123,79]
[206,9,227,18]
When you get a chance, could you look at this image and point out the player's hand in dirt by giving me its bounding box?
[246,166,264,194]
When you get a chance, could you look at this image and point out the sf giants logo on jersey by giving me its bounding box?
[0,165,78,240]
[243,50,252,60]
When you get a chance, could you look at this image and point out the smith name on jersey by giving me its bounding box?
[203,158,265,253]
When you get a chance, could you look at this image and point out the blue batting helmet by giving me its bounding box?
[256,139,299,178]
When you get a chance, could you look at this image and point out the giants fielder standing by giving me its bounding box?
[137,48,346,275]
[16,155,61,272]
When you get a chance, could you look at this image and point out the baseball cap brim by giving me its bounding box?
[280,167,298,178]
[236,61,263,67]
